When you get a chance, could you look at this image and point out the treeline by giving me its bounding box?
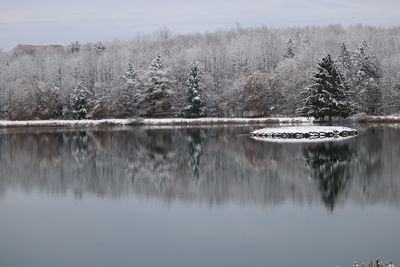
[0,24,400,120]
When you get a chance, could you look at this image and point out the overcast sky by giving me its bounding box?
[1,0,399,50]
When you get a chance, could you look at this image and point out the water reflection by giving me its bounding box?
[0,126,400,210]
[187,129,203,179]
[303,143,355,211]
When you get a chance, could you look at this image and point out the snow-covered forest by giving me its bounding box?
[0,24,400,120]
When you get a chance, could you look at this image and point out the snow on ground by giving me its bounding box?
[251,125,356,135]
[141,117,313,125]
[0,119,135,127]
[0,117,313,128]
[2,115,400,128]
[250,125,358,143]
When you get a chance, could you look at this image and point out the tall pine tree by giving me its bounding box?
[354,40,382,114]
[118,62,141,116]
[284,38,295,59]
[297,54,357,123]
[142,54,171,117]
[147,54,168,94]
[337,41,353,79]
[184,61,205,117]
[70,81,88,119]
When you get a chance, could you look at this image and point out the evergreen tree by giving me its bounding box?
[94,42,106,54]
[148,54,168,93]
[297,54,357,123]
[284,38,295,59]
[70,41,81,53]
[337,41,353,78]
[70,81,88,119]
[118,62,141,116]
[353,40,382,114]
[359,77,382,114]
[184,61,205,117]
[142,54,171,117]
[124,62,138,83]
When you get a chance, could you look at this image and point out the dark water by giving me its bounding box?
[0,125,399,267]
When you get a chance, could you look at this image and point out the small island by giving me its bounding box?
[250,126,358,142]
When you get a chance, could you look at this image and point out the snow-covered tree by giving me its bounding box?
[70,41,81,53]
[359,77,382,114]
[142,54,171,117]
[117,62,141,116]
[184,61,205,117]
[337,41,353,79]
[1,25,400,119]
[243,71,284,117]
[275,58,307,114]
[284,38,295,59]
[297,54,357,123]
[353,40,382,114]
[94,42,105,54]
[147,54,168,93]
[70,81,88,119]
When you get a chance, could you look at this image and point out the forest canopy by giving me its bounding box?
[0,24,399,120]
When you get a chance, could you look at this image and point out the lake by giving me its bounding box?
[0,125,399,267]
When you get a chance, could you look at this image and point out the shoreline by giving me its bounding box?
[0,115,399,128]
[0,117,313,128]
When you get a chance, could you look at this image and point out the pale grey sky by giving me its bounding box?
[1,0,399,50]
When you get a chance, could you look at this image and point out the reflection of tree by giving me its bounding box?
[186,129,203,179]
[141,130,175,187]
[303,142,355,211]
[33,132,63,168]
[357,127,382,186]
[71,131,89,165]
[2,127,400,207]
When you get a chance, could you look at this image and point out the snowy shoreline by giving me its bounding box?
[0,117,313,128]
[0,115,399,128]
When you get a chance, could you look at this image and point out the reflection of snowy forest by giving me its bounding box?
[0,126,399,210]
[1,25,400,119]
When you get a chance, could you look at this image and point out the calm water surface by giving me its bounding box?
[0,125,399,267]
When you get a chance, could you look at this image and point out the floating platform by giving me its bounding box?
[250,126,358,142]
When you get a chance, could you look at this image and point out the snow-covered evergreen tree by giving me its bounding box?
[148,54,168,93]
[297,54,357,123]
[94,42,105,54]
[70,81,88,119]
[124,62,138,84]
[184,61,205,117]
[284,38,295,59]
[118,62,141,116]
[353,40,382,114]
[337,41,353,78]
[142,54,171,117]
[70,41,81,53]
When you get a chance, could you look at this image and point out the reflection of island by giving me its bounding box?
[0,126,399,209]
[303,143,355,211]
